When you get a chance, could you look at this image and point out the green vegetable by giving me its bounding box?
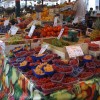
[52,38,69,47]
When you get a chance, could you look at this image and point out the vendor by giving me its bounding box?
[72,0,86,24]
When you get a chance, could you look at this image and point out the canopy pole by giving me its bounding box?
[15,0,20,17]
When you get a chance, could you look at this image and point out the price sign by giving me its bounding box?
[66,46,84,58]
[4,19,9,26]
[9,26,19,35]
[57,28,64,39]
[28,25,36,37]
[38,44,48,54]
[53,16,58,26]
[17,17,21,23]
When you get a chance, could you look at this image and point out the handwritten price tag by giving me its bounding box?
[57,28,64,39]
[39,44,48,54]
[53,17,58,26]
[4,19,9,26]
[66,46,84,58]
[9,25,19,35]
[28,25,36,37]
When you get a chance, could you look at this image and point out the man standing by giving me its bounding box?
[72,0,86,24]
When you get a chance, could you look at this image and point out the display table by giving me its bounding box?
[0,55,100,100]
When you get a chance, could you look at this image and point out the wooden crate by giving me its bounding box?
[42,38,89,59]
[89,50,100,57]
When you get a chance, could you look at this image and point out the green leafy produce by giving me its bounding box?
[7,35,23,45]
[52,38,69,47]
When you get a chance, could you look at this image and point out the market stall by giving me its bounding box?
[0,1,100,100]
[0,42,100,100]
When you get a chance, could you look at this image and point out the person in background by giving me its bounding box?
[72,0,86,24]
[96,6,99,11]
[88,7,94,16]
[35,4,43,20]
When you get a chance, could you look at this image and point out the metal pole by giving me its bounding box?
[15,0,20,17]
[25,0,27,8]
[42,0,43,5]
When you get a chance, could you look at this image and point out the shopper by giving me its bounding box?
[72,0,86,24]
[35,4,43,20]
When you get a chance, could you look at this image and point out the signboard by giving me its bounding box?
[39,44,48,54]
[28,25,36,37]
[57,28,64,39]
[66,46,84,58]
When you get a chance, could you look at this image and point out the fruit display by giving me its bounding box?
[53,65,73,74]
[32,7,54,22]
[25,56,33,63]
[13,46,23,53]
[42,81,62,92]
[14,51,27,58]
[85,62,96,69]
[52,59,69,65]
[62,76,78,85]
[51,73,64,82]
[7,45,100,97]
[94,60,100,67]
[0,25,11,34]
[35,77,51,87]
[42,54,54,62]
[69,59,79,67]
[78,72,93,81]
[36,63,47,69]
[20,60,27,67]
[44,64,54,73]
[17,17,33,29]
[6,35,23,45]
[94,68,100,75]
[25,28,41,39]
[34,68,45,75]
[83,55,92,62]
[88,43,100,51]
[24,25,69,39]
[41,25,69,37]
[41,25,62,37]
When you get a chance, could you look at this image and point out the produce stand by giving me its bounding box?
[0,43,100,100]
[0,1,100,100]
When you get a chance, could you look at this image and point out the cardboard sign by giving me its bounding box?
[66,46,84,58]
[57,28,64,39]
[28,25,36,37]
[53,17,58,26]
[38,44,48,54]
[4,19,9,26]
[9,26,19,35]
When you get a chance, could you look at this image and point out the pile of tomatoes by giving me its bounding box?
[41,25,69,37]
